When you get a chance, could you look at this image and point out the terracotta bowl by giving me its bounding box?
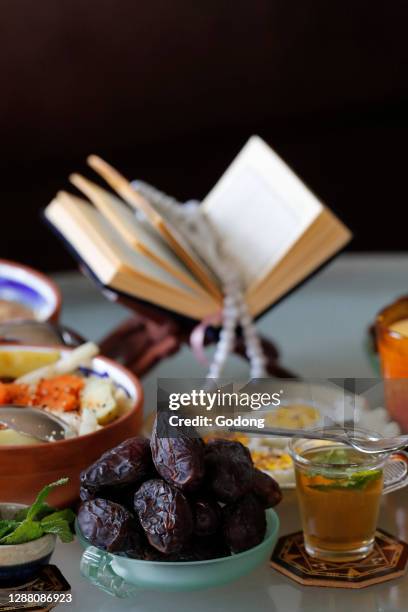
[0,259,61,323]
[0,345,143,507]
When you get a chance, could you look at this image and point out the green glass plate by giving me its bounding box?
[76,509,279,597]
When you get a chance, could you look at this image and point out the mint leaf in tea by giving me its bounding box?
[309,469,382,491]
[306,448,382,491]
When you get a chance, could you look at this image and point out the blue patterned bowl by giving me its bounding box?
[0,503,56,586]
[0,259,61,323]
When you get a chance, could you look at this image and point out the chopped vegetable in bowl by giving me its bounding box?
[0,343,134,440]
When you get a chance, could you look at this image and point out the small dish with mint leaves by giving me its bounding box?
[0,477,75,585]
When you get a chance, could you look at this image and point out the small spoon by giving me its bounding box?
[230,426,406,455]
[0,406,73,442]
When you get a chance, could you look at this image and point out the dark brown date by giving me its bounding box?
[205,439,253,503]
[142,544,171,562]
[143,535,229,562]
[192,534,231,560]
[252,468,282,508]
[80,483,143,513]
[223,494,266,553]
[79,485,94,502]
[134,479,193,554]
[77,498,142,554]
[150,416,205,492]
[191,495,221,537]
[120,528,146,559]
[80,437,153,494]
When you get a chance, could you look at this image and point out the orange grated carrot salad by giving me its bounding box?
[0,375,84,412]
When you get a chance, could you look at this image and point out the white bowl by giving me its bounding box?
[0,259,61,322]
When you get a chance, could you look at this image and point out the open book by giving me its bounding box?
[44,136,352,320]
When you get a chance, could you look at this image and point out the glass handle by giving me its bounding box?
[80,546,139,598]
[383,450,408,495]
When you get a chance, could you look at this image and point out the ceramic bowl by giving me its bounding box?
[76,509,280,597]
[0,503,56,586]
[0,345,144,506]
[0,259,61,323]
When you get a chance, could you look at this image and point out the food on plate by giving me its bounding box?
[0,343,134,440]
[223,493,266,553]
[202,430,250,446]
[263,404,321,431]
[251,448,293,473]
[0,299,35,323]
[77,498,142,554]
[204,439,254,503]
[0,349,60,379]
[77,422,282,561]
[150,417,205,492]
[134,479,194,554]
[0,478,75,544]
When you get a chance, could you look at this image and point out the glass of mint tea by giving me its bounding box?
[290,427,408,562]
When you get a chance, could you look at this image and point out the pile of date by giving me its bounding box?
[78,417,282,561]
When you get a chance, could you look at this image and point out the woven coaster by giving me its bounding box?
[0,565,71,611]
[270,529,408,589]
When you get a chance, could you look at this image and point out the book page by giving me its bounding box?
[247,209,351,316]
[202,136,323,290]
[69,174,214,299]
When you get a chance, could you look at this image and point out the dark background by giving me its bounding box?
[2,0,407,271]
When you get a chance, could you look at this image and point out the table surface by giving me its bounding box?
[51,253,408,612]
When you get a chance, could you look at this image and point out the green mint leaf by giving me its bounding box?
[27,478,69,521]
[347,469,382,490]
[40,509,75,543]
[41,509,75,527]
[0,521,44,545]
[0,520,20,539]
[41,519,73,543]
